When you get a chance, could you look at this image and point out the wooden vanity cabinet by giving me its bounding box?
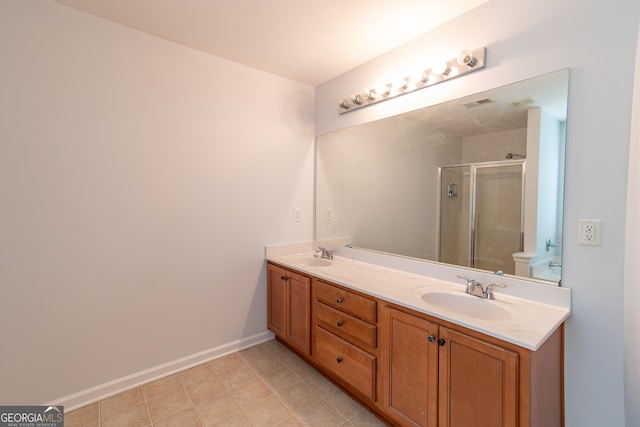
[382,307,439,426]
[266,262,563,427]
[381,305,562,427]
[267,263,311,356]
[311,280,379,403]
[438,326,519,427]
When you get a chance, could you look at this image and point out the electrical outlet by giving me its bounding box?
[578,219,602,246]
[293,208,301,223]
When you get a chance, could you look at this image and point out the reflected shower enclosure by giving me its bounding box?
[315,70,568,283]
[439,161,524,275]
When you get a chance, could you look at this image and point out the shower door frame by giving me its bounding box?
[436,160,526,272]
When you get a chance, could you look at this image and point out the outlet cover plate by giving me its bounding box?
[578,219,602,246]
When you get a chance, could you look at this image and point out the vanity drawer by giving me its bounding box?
[315,281,377,323]
[315,326,376,401]
[316,302,377,348]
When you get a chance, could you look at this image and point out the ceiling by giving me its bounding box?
[53,0,490,86]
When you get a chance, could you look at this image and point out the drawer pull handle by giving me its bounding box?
[438,339,446,346]
[428,335,435,342]
[336,297,343,304]
[337,321,344,327]
[336,357,343,363]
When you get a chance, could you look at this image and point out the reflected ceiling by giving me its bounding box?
[400,70,569,137]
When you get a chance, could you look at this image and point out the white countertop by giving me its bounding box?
[266,243,571,351]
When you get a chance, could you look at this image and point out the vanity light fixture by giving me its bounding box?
[338,47,486,114]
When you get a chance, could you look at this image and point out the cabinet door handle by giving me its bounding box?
[428,335,435,342]
[337,321,344,327]
[336,297,343,304]
[336,357,343,363]
[438,339,446,346]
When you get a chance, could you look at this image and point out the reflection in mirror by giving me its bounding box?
[315,69,569,285]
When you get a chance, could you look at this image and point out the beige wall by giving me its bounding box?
[0,1,314,405]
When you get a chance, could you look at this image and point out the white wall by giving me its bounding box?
[316,117,459,260]
[316,0,640,426]
[461,128,527,163]
[624,22,640,427]
[0,1,314,405]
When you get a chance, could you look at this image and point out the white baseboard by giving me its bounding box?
[51,331,275,412]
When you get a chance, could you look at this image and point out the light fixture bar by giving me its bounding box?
[338,47,486,114]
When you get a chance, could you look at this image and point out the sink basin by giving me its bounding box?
[290,256,332,267]
[421,292,513,321]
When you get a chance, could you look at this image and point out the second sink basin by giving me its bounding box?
[290,256,332,268]
[421,291,513,321]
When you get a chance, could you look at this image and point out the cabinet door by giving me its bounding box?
[438,327,518,427]
[382,307,439,427]
[267,264,287,339]
[286,270,311,355]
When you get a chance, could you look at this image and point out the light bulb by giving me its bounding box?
[360,88,375,101]
[412,69,429,84]
[457,50,478,67]
[374,83,390,96]
[338,99,351,109]
[432,61,451,76]
[350,94,363,105]
[393,76,409,90]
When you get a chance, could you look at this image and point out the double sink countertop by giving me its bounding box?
[266,242,571,351]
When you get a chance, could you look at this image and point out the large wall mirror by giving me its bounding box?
[315,69,569,285]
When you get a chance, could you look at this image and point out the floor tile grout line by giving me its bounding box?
[224,379,259,427]
[236,347,290,426]
[238,342,325,426]
[144,377,191,426]
[139,382,154,427]
[245,352,312,410]
[260,343,353,423]
[144,400,153,427]
[176,369,206,427]
[207,353,264,426]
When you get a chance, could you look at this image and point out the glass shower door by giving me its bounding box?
[473,164,524,274]
[439,166,471,268]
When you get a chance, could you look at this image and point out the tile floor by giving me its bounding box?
[65,339,388,427]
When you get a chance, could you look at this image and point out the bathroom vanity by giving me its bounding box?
[266,245,570,427]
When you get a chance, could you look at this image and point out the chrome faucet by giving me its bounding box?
[484,283,507,300]
[314,247,334,260]
[457,275,485,297]
[549,261,562,268]
[457,275,506,300]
